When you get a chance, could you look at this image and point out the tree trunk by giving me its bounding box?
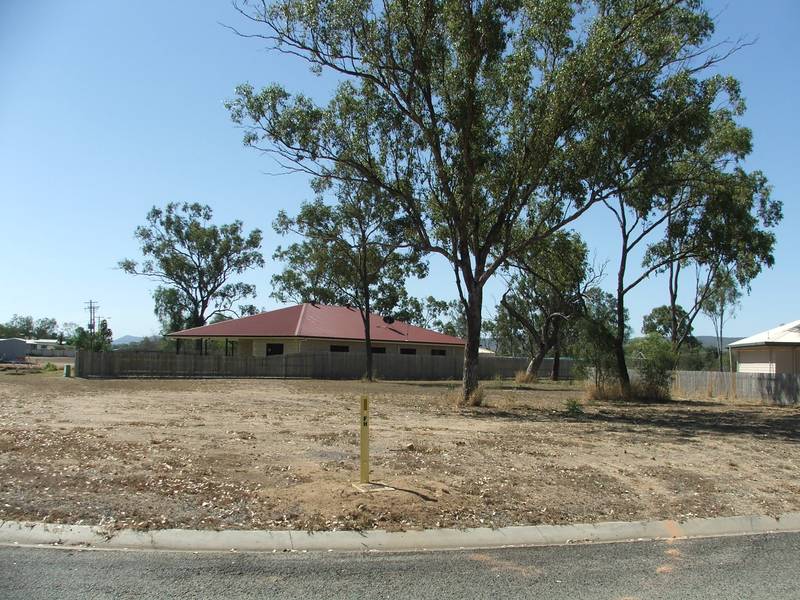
[461,287,483,405]
[717,306,725,373]
[616,243,631,399]
[526,344,548,378]
[615,289,631,398]
[551,345,561,381]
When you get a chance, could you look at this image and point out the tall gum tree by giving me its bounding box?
[271,177,426,380]
[120,203,265,337]
[227,0,741,403]
[603,99,780,395]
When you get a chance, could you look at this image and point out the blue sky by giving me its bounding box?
[1,1,796,338]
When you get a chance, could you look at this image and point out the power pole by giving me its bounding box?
[85,300,99,351]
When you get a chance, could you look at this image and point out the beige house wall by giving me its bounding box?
[735,346,800,375]
[231,336,463,361]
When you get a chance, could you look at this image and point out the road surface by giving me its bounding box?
[2,532,798,599]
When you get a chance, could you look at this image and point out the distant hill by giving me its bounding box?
[695,335,743,349]
[112,335,144,346]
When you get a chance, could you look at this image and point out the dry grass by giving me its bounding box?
[585,380,671,403]
[514,370,536,384]
[1,372,798,532]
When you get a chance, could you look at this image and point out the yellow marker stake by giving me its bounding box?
[360,395,369,484]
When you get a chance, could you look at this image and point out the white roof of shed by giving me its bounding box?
[729,320,800,348]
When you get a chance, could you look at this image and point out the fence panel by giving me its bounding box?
[671,370,799,405]
[75,350,572,381]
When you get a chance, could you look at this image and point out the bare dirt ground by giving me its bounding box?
[1,372,798,532]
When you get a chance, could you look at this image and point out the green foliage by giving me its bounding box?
[120,203,264,333]
[626,334,675,399]
[42,362,58,372]
[564,399,584,418]
[272,181,425,316]
[643,305,694,342]
[0,315,59,340]
[568,289,627,386]
[272,176,426,379]
[227,0,742,401]
[70,319,113,352]
[499,231,590,370]
[701,265,742,371]
[398,297,467,339]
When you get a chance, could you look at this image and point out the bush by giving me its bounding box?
[42,362,58,372]
[627,334,675,400]
[564,398,584,417]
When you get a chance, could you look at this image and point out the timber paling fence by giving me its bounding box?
[671,370,800,405]
[74,350,573,381]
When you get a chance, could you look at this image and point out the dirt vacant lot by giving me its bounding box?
[1,373,799,532]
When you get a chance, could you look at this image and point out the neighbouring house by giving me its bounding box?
[25,339,61,352]
[729,320,800,375]
[25,338,75,358]
[167,303,466,360]
[0,338,28,362]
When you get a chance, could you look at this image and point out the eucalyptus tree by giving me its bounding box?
[271,178,426,380]
[120,203,264,334]
[227,0,746,404]
[602,82,780,396]
[499,231,592,377]
[701,265,741,371]
[642,304,698,349]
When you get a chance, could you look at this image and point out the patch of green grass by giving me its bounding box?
[564,398,585,417]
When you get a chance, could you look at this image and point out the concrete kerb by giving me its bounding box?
[2,513,799,554]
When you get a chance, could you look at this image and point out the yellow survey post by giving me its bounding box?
[360,395,369,484]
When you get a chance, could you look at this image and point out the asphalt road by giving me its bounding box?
[1,533,798,599]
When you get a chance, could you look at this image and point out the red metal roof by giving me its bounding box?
[168,303,466,346]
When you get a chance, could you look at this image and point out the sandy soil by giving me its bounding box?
[1,372,798,532]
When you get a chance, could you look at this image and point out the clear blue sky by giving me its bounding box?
[1,1,796,338]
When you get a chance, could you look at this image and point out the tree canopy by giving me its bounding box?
[227,0,749,403]
[120,203,264,333]
[271,178,426,379]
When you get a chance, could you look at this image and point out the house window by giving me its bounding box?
[431,348,446,356]
[266,343,284,356]
[372,347,386,354]
[330,345,350,353]
[400,348,416,355]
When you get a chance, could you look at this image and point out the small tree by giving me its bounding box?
[500,232,591,378]
[567,288,625,388]
[272,179,426,380]
[701,266,741,372]
[626,334,675,400]
[120,203,264,335]
[70,319,113,352]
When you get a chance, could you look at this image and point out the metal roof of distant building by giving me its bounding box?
[728,320,800,348]
[167,303,466,346]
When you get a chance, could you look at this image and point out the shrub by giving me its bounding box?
[627,334,675,401]
[564,398,584,417]
[42,362,58,372]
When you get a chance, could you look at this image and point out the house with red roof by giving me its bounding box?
[167,303,466,360]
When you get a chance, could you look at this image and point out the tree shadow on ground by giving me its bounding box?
[462,403,800,444]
